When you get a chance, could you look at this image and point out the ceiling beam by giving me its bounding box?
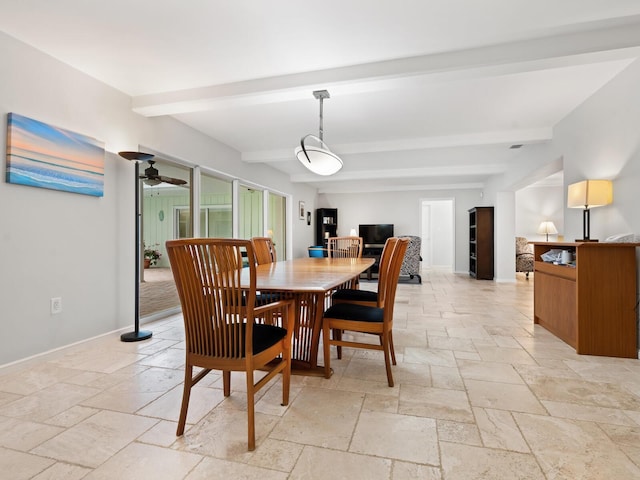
[132,19,640,117]
[289,163,507,184]
[242,128,553,162]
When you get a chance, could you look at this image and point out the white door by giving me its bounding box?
[421,199,454,270]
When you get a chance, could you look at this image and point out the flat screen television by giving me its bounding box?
[359,224,394,247]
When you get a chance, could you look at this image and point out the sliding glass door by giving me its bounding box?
[238,185,263,239]
[268,192,286,260]
[140,158,290,319]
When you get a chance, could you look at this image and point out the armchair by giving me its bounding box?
[515,236,534,279]
[399,235,422,283]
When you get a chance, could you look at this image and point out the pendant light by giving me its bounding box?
[295,90,343,176]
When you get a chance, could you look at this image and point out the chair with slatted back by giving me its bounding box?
[332,237,399,307]
[327,236,363,259]
[330,237,399,359]
[251,236,282,306]
[322,237,409,387]
[166,238,294,451]
[251,237,277,265]
[327,236,363,292]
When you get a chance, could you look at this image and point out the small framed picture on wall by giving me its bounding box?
[307,211,311,225]
[299,201,305,220]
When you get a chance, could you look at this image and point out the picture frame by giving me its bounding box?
[299,201,305,220]
[6,112,105,197]
[307,211,311,225]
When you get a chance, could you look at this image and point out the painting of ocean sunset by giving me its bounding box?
[6,113,105,197]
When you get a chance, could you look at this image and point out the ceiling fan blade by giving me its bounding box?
[158,175,187,185]
[138,160,187,185]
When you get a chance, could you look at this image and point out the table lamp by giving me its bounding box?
[567,179,613,242]
[537,221,558,241]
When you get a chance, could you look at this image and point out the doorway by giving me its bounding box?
[140,157,191,318]
[421,199,455,270]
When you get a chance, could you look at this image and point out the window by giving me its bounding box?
[142,159,191,267]
[238,185,263,239]
[201,173,232,238]
[268,192,286,260]
[175,205,232,238]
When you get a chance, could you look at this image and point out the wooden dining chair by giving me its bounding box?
[329,237,400,359]
[322,237,409,387]
[327,236,363,258]
[251,236,282,306]
[251,236,277,265]
[166,238,294,451]
[332,236,399,307]
[327,236,364,292]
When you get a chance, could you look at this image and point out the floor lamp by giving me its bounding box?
[118,151,153,342]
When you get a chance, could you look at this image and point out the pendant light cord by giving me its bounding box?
[318,95,324,141]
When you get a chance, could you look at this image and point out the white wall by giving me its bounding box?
[318,188,483,274]
[515,185,564,241]
[0,32,315,365]
[495,191,515,283]
[552,58,640,348]
[554,59,640,241]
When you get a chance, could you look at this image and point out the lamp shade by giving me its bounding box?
[295,90,343,176]
[537,221,558,235]
[567,180,613,209]
[295,134,343,176]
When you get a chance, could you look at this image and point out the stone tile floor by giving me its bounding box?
[1,269,640,479]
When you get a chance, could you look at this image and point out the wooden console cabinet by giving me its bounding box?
[533,242,639,358]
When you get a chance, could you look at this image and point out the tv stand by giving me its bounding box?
[362,245,384,280]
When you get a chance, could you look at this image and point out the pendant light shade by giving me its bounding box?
[295,134,343,176]
[295,90,343,176]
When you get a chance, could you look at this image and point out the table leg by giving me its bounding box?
[285,291,325,376]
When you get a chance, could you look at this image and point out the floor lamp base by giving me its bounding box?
[120,330,153,342]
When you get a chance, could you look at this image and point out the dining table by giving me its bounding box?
[242,256,374,375]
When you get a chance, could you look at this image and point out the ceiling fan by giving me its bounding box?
[140,160,187,186]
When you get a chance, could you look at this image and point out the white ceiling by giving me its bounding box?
[2,1,640,193]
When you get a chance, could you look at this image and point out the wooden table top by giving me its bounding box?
[244,257,374,293]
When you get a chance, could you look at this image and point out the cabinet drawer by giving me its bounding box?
[534,271,576,348]
[534,260,576,280]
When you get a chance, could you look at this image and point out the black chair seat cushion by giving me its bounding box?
[255,292,283,304]
[238,292,283,306]
[323,303,383,323]
[332,289,377,303]
[244,323,287,355]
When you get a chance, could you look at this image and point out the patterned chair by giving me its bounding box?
[399,235,422,283]
[516,236,534,278]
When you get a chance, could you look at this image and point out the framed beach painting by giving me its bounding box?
[6,113,105,197]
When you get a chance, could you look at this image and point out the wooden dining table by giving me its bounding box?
[242,256,374,375]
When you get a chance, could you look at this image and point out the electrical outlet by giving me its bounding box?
[51,297,62,315]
